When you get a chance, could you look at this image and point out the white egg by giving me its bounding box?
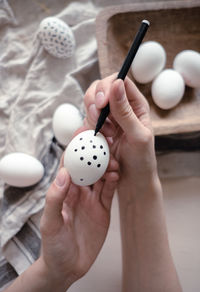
[64,130,110,186]
[151,69,185,110]
[52,103,83,146]
[173,50,200,88]
[0,153,44,187]
[38,17,75,58]
[131,41,166,84]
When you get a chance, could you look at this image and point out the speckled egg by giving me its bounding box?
[38,17,75,58]
[64,130,110,186]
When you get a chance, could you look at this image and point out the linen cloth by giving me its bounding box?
[0,0,101,289]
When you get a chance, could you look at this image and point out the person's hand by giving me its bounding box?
[39,152,119,290]
[84,73,158,185]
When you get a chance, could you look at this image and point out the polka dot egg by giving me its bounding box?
[64,130,110,186]
[38,17,75,59]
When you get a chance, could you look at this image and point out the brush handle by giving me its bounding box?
[94,20,150,136]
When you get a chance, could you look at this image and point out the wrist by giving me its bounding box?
[36,256,75,292]
[117,170,162,201]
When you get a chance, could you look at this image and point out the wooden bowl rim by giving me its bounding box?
[96,0,200,78]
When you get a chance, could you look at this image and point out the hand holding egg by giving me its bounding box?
[64,130,110,186]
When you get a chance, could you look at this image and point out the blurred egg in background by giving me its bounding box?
[151,69,185,110]
[0,153,44,187]
[173,50,200,88]
[131,41,166,84]
[52,103,83,146]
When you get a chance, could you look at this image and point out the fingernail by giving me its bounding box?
[96,91,105,107]
[88,104,99,122]
[55,168,66,187]
[116,81,125,102]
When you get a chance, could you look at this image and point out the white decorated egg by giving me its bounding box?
[52,103,83,146]
[64,130,110,186]
[151,69,185,110]
[173,50,200,88]
[38,17,75,58]
[131,41,166,84]
[0,153,44,187]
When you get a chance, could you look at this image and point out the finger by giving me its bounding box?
[109,79,143,137]
[84,116,116,137]
[94,73,117,109]
[106,156,119,172]
[63,183,80,210]
[58,152,65,169]
[86,96,117,137]
[43,167,71,226]
[103,171,119,182]
[100,180,118,211]
[124,77,152,129]
[84,80,99,109]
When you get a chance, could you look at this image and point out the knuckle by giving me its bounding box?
[140,129,153,146]
[120,103,133,120]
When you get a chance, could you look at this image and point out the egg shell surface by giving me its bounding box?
[131,41,166,84]
[52,103,83,146]
[64,130,110,186]
[151,69,185,110]
[38,17,75,59]
[173,50,200,88]
[0,153,44,187]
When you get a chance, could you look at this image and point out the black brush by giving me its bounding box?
[94,19,150,136]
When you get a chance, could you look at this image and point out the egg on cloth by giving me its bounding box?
[0,153,44,187]
[131,41,166,84]
[38,17,75,58]
[151,69,185,110]
[52,103,83,146]
[173,50,200,88]
[64,130,110,186]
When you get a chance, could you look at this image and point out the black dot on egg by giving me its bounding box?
[81,146,85,150]
[104,152,106,155]
[93,145,96,149]
[74,149,78,152]
[80,157,84,161]
[100,145,103,149]
[87,161,91,166]
[80,137,83,140]
[93,155,97,160]
[90,140,93,143]
[80,178,84,181]
[97,164,101,168]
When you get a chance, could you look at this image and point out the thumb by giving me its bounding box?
[109,79,141,135]
[43,167,71,226]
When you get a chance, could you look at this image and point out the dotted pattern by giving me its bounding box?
[39,17,75,59]
[64,130,110,186]
[72,136,107,182]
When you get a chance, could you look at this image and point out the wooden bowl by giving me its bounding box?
[96,0,200,135]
